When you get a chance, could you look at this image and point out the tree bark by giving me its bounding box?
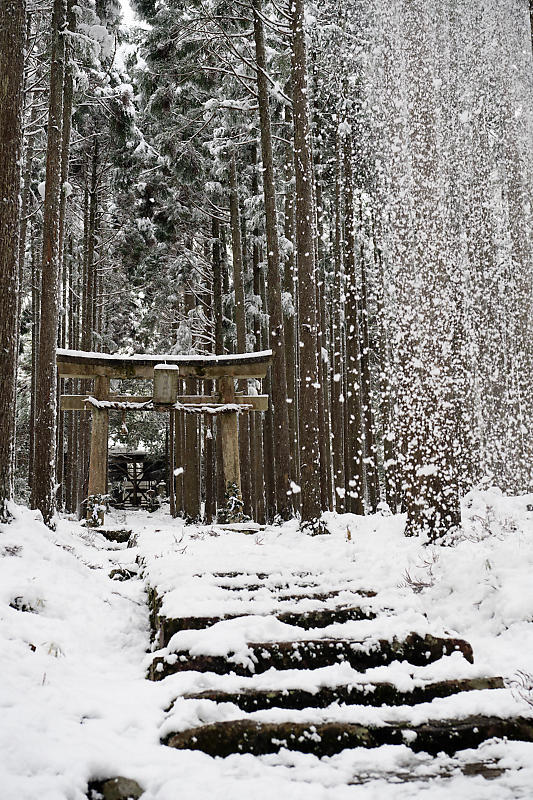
[313,144,333,511]
[28,226,40,493]
[0,0,26,521]
[342,135,364,515]
[229,155,252,517]
[32,0,67,525]
[212,216,225,514]
[291,0,322,530]
[252,0,292,520]
[251,148,266,523]
[358,203,379,511]
[282,103,300,488]
[260,266,276,521]
[76,141,98,517]
[401,1,461,539]
[331,131,345,510]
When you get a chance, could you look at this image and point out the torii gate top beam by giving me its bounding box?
[56,348,272,380]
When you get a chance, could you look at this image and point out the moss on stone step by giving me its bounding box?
[98,529,132,544]
[277,605,377,628]
[149,632,473,680]
[87,776,144,799]
[163,715,533,758]
[156,605,377,648]
[181,676,504,711]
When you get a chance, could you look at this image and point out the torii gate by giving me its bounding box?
[57,348,272,524]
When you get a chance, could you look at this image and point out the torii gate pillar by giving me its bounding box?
[87,376,109,524]
[218,375,242,501]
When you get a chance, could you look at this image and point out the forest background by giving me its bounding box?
[0,0,532,538]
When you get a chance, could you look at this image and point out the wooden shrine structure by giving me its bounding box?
[57,349,272,523]
[108,450,167,509]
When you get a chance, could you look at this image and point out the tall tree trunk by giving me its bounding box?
[11,10,31,492]
[32,0,67,525]
[331,131,345,510]
[212,216,226,514]
[28,227,40,493]
[58,0,75,266]
[16,62,37,377]
[252,0,293,520]
[202,258,215,524]
[375,244,397,511]
[76,141,98,517]
[55,5,75,511]
[314,149,333,512]
[83,138,98,351]
[250,148,266,523]
[342,135,365,515]
[401,1,461,539]
[260,265,276,521]
[282,103,300,488]
[291,0,322,530]
[358,205,379,511]
[65,241,76,512]
[229,155,252,517]
[0,0,26,521]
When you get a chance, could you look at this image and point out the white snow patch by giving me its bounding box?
[0,489,532,797]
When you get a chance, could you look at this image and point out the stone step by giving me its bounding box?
[212,582,373,594]
[190,574,376,597]
[275,589,376,602]
[149,632,473,680]
[181,676,504,712]
[202,572,274,580]
[156,605,378,648]
[109,566,137,581]
[278,605,378,628]
[87,776,143,800]
[163,715,533,758]
[97,529,132,544]
[352,759,508,784]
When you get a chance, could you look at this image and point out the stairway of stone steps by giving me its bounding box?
[146,570,533,762]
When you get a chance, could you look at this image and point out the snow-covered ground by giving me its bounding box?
[1,488,533,799]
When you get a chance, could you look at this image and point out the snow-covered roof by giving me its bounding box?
[56,348,273,380]
[57,348,272,364]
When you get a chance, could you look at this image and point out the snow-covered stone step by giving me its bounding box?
[210,581,377,596]
[87,776,144,800]
[163,715,533,758]
[213,577,372,590]
[180,676,504,712]
[155,605,378,649]
[148,632,473,680]
[277,605,378,628]
[97,528,132,544]
[274,589,373,603]
[188,571,378,595]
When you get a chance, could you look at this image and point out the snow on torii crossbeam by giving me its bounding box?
[56,348,272,524]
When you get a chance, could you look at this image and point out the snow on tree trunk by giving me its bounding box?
[291,0,323,531]
[253,0,293,521]
[356,0,533,537]
[32,0,67,526]
[0,0,26,522]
